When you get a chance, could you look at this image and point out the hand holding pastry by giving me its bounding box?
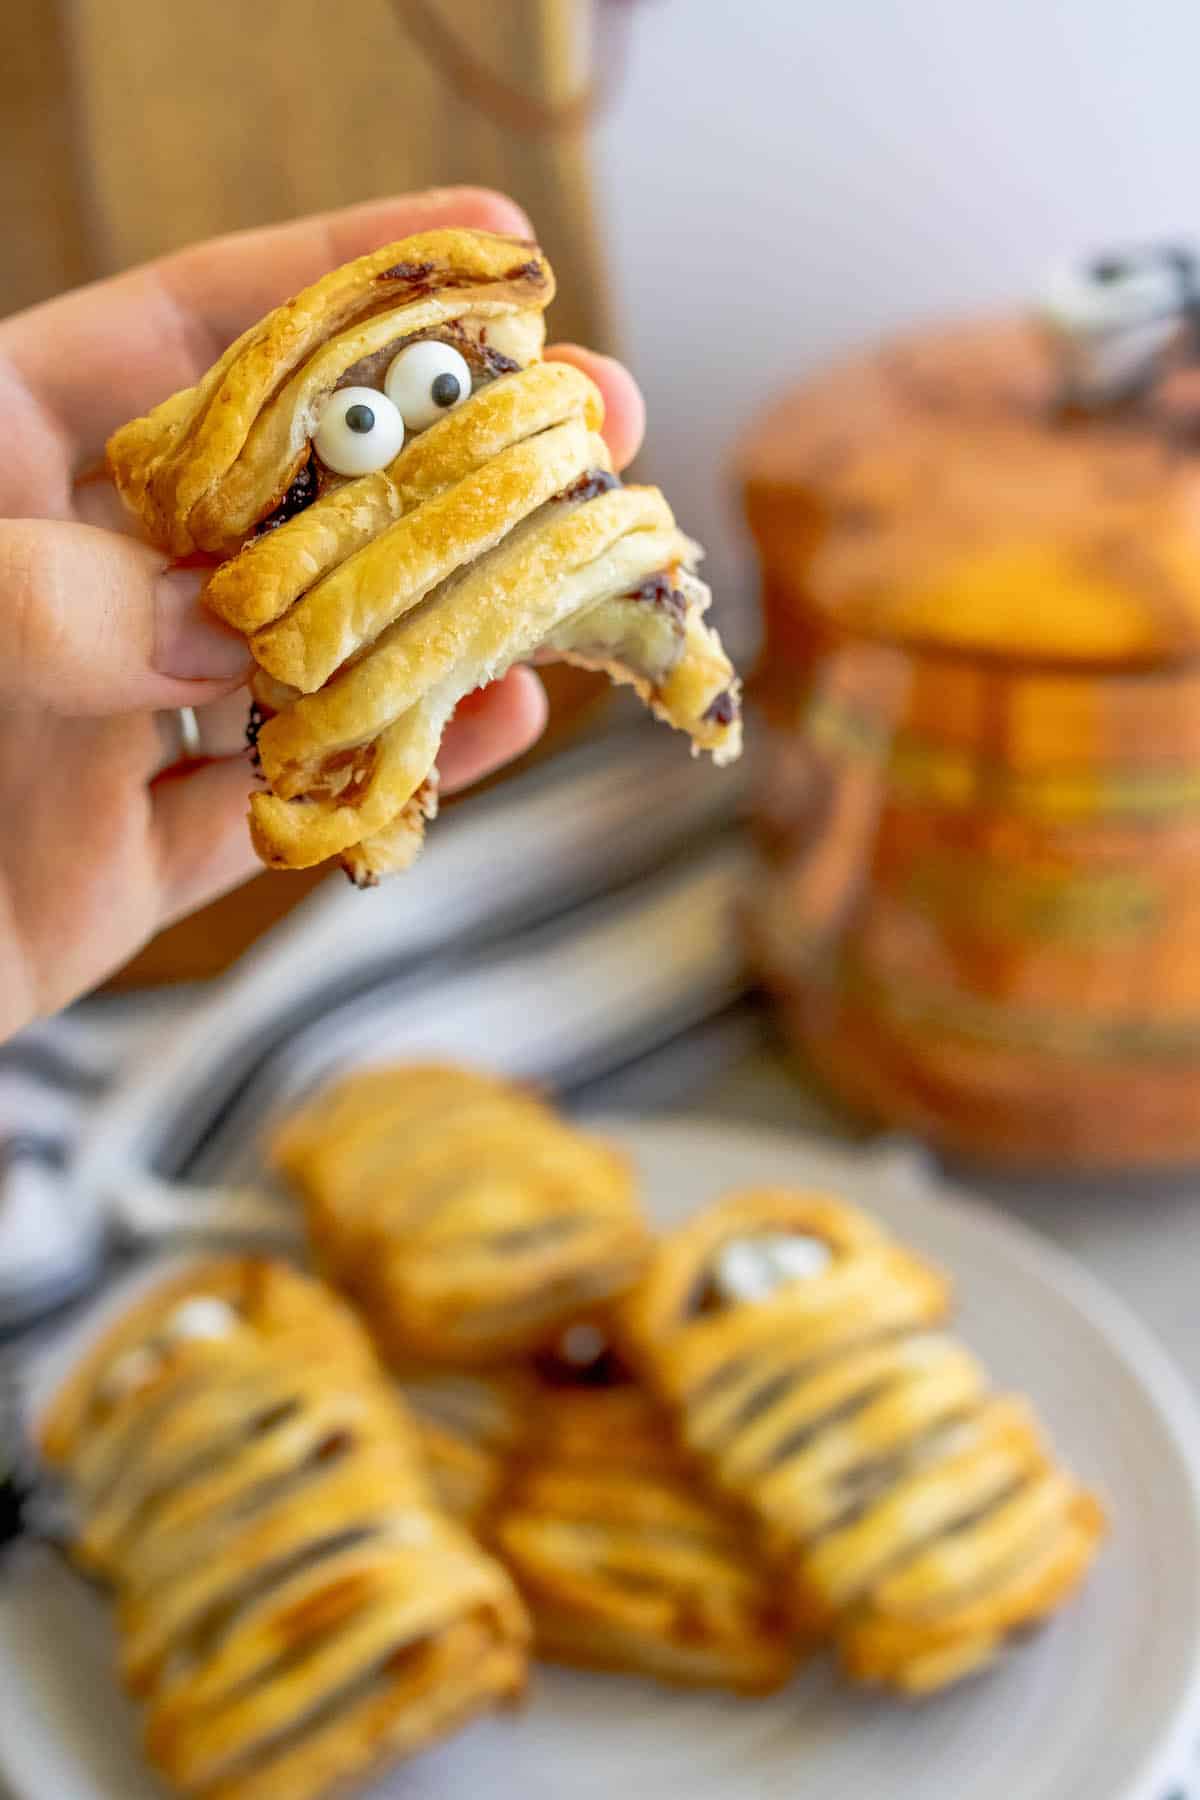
[106,220,740,884]
[0,188,646,1037]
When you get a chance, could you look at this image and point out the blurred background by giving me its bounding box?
[9,8,1200,1790]
[8,0,1200,1291]
[11,1,1200,616]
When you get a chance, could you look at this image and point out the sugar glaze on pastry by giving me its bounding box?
[107,230,742,882]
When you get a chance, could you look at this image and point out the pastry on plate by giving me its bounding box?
[619,1189,1107,1695]
[270,1063,650,1365]
[107,229,742,884]
[488,1333,796,1693]
[401,1367,534,1529]
[40,1259,528,1800]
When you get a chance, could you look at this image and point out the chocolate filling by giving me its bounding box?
[626,572,688,621]
[245,701,267,770]
[179,1524,380,1670]
[479,344,521,378]
[553,468,620,504]
[254,459,319,535]
[718,1367,801,1439]
[371,258,542,300]
[760,1377,896,1472]
[374,258,436,285]
[504,259,547,285]
[703,689,738,726]
[806,1406,981,1542]
[533,1342,632,1391]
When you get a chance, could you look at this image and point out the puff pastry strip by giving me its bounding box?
[270,1062,650,1364]
[619,1189,1106,1695]
[401,1368,534,1528]
[40,1260,528,1800]
[106,229,742,881]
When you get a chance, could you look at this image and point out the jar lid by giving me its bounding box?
[739,313,1200,669]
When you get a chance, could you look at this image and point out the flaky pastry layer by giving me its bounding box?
[399,1358,795,1693]
[491,1377,796,1693]
[41,1259,528,1800]
[106,228,741,881]
[271,1062,650,1365]
[618,1188,1106,1696]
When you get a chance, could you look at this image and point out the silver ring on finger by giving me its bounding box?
[176,706,202,758]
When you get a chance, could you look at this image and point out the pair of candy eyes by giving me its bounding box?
[313,339,473,476]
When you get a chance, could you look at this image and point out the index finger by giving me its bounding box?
[1,187,533,463]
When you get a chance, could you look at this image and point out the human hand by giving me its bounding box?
[0,188,646,1040]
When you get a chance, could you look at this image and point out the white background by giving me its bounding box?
[592,0,1200,623]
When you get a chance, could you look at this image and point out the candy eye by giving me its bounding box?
[385,340,473,431]
[313,386,405,475]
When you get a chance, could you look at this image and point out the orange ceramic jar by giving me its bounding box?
[741,316,1200,1168]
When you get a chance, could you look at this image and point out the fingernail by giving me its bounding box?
[154,569,251,681]
[424,186,533,238]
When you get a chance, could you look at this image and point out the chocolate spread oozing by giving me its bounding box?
[373,257,545,293]
[254,459,319,535]
[552,468,621,504]
[703,689,738,726]
[627,571,688,621]
[533,1340,631,1390]
[374,259,436,285]
[478,344,520,378]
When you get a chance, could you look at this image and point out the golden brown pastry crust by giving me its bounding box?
[270,1063,651,1365]
[40,1259,528,1800]
[108,232,555,557]
[106,228,742,881]
[490,1375,796,1693]
[402,1368,535,1529]
[618,1188,1106,1695]
[400,1354,796,1693]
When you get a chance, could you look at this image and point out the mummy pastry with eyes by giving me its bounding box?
[106,229,742,883]
[619,1190,1106,1696]
[39,1260,529,1800]
[270,1062,650,1364]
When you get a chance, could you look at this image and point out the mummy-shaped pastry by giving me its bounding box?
[619,1190,1106,1695]
[107,229,742,884]
[270,1063,650,1364]
[490,1341,796,1693]
[40,1260,529,1800]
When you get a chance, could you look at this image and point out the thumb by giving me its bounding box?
[0,518,250,716]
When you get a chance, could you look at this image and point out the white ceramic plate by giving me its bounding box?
[4,1118,1200,1800]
